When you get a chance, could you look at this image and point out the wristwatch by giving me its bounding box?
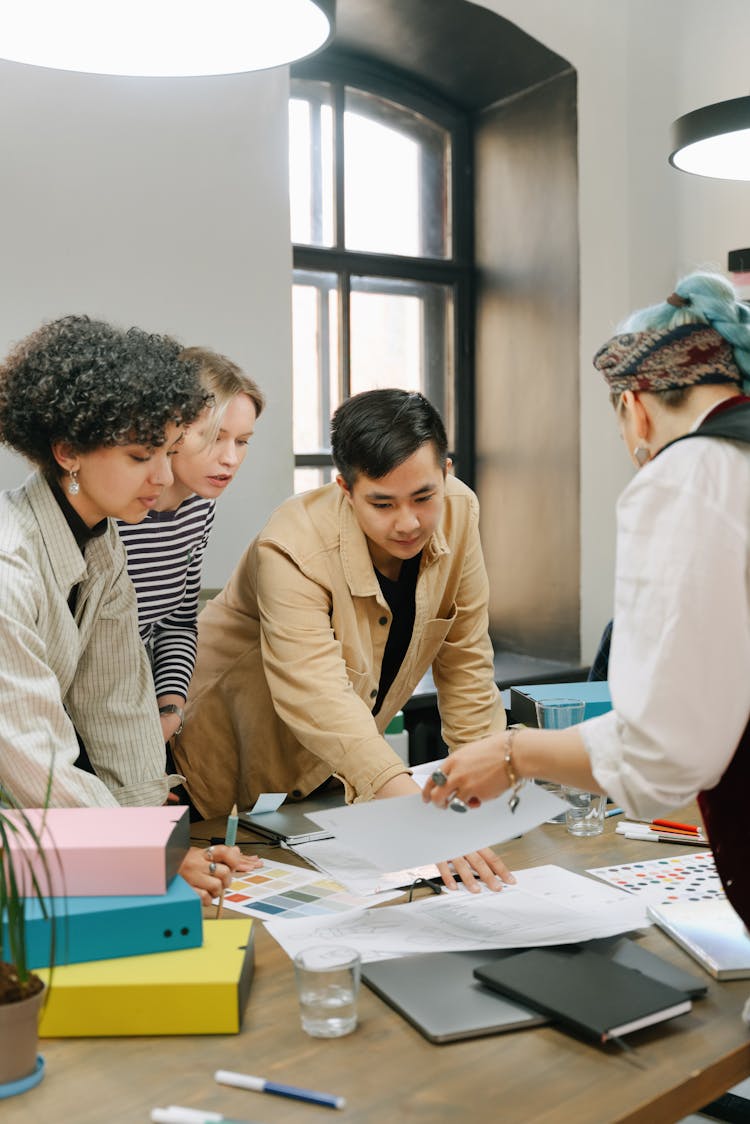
[158,704,184,736]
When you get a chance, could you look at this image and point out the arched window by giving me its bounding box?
[289,56,472,491]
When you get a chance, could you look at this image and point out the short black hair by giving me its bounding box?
[0,314,208,474]
[331,389,448,488]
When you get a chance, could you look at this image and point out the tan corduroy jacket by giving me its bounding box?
[174,476,505,818]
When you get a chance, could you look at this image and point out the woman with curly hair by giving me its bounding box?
[0,314,259,903]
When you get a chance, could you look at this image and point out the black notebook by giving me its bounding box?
[474,946,692,1044]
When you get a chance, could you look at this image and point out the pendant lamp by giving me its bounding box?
[0,0,335,78]
[670,95,750,180]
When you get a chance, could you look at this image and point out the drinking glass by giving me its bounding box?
[534,698,586,823]
[563,788,607,837]
[294,945,361,1038]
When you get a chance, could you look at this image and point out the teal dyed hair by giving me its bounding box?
[620,270,750,389]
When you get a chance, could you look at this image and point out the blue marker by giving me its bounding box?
[605,806,624,818]
[215,1069,345,1110]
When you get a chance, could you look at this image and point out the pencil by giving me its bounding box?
[216,803,239,920]
[225,802,239,847]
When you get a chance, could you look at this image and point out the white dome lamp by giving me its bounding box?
[670,95,750,181]
[0,0,335,78]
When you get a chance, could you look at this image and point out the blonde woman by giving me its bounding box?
[117,348,265,745]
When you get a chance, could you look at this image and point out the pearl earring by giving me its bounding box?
[68,469,80,496]
[633,446,650,467]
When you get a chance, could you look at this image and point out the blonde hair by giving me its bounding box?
[178,346,265,445]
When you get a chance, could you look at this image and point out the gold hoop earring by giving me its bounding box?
[68,469,80,496]
[633,446,650,467]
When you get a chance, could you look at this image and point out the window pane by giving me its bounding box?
[289,81,334,247]
[294,466,337,494]
[344,88,451,259]
[349,276,455,447]
[292,270,340,453]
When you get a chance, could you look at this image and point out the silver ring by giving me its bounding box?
[204,846,214,861]
[431,768,448,787]
[208,861,217,875]
[449,796,468,814]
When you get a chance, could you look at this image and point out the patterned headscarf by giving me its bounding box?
[593,322,741,395]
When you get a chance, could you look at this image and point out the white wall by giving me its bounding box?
[0,59,293,587]
[473,0,750,659]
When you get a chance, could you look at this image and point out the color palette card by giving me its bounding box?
[587,851,725,906]
[213,860,399,920]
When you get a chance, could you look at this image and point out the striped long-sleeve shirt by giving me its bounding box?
[117,495,215,699]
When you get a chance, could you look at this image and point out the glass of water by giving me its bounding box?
[293,945,361,1038]
[534,698,586,822]
[562,787,606,837]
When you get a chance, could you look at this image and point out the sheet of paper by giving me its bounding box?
[293,837,441,896]
[587,850,725,906]
[264,864,650,962]
[307,784,567,870]
[249,792,286,814]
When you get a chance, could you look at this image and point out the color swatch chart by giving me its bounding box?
[213,860,381,921]
[587,850,725,906]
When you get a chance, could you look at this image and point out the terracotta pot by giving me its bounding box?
[0,985,44,1087]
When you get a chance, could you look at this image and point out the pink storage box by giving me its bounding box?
[3,806,190,896]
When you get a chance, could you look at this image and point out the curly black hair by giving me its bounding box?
[0,314,209,473]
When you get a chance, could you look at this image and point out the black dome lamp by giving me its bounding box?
[670,95,750,180]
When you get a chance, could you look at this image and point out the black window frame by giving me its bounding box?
[290,50,475,487]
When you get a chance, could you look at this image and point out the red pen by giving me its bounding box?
[652,819,700,833]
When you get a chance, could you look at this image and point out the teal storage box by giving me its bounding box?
[509,682,612,727]
[3,874,203,969]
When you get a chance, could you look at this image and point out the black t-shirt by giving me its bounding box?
[372,552,421,715]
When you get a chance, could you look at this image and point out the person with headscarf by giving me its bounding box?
[423,270,750,934]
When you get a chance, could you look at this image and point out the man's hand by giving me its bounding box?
[437,847,515,894]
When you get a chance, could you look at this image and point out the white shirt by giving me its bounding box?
[582,429,750,820]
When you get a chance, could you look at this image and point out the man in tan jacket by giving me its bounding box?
[174,389,510,890]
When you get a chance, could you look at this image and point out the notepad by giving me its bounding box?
[474,946,692,1044]
[647,899,750,980]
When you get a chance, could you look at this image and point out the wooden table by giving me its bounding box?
[5,807,749,1124]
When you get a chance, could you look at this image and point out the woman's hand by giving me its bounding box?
[422,736,509,809]
[437,846,515,893]
[178,844,263,906]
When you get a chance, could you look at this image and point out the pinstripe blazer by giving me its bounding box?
[0,471,170,807]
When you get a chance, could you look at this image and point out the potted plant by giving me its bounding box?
[0,787,55,1096]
